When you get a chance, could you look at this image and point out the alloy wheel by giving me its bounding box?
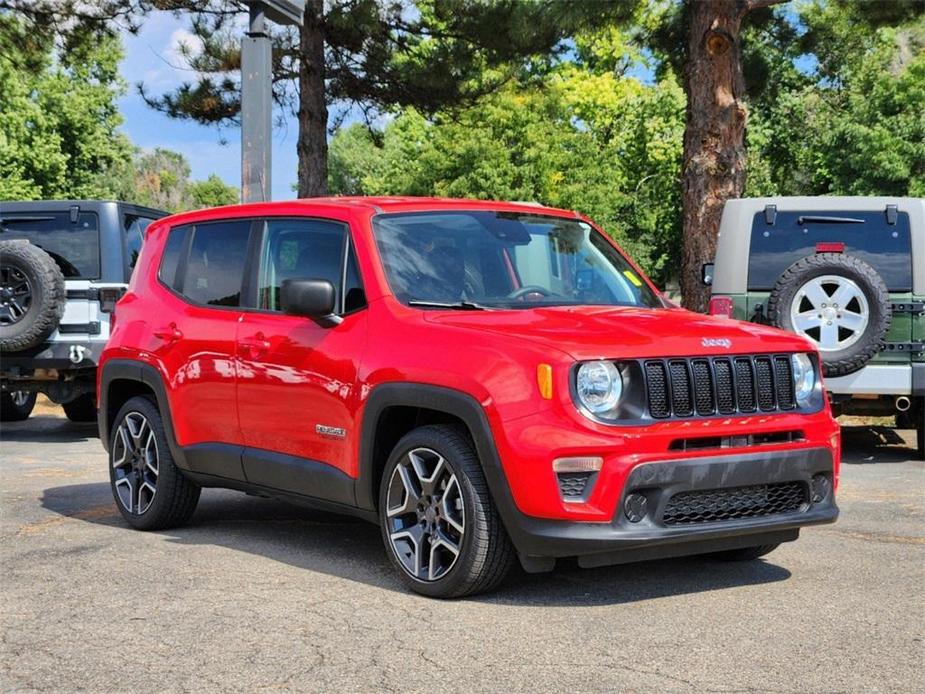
[112,412,159,514]
[10,391,30,407]
[0,266,32,325]
[385,447,465,582]
[789,274,869,351]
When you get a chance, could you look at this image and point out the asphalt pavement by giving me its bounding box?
[1,410,923,692]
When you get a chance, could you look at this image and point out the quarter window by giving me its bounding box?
[158,225,190,291]
[123,214,155,279]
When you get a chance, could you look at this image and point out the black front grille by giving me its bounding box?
[644,355,796,419]
[662,481,807,526]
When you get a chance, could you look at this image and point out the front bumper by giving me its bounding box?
[489,447,837,570]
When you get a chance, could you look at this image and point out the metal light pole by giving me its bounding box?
[241,1,303,203]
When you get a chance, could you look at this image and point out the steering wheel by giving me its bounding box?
[507,285,554,301]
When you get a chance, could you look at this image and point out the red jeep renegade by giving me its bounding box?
[98,198,840,597]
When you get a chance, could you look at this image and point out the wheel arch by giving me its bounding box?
[356,383,514,518]
[98,359,187,469]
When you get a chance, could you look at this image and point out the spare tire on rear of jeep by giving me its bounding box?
[767,253,891,378]
[0,240,66,352]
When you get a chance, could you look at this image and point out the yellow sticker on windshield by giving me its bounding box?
[623,270,643,287]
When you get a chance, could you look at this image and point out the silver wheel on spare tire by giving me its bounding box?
[768,253,891,378]
[0,240,66,352]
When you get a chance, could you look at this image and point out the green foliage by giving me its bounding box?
[330,58,685,282]
[105,148,240,212]
[189,174,240,208]
[140,0,640,126]
[746,8,925,198]
[0,13,133,199]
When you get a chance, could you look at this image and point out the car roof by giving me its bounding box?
[155,196,581,227]
[0,200,169,218]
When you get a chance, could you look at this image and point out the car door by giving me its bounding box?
[235,217,368,503]
[154,219,253,475]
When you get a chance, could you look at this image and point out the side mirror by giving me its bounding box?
[281,279,340,324]
[701,262,715,286]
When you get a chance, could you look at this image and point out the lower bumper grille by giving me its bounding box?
[661,481,808,526]
[557,472,593,500]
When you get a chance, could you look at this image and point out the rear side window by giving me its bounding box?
[158,225,190,290]
[123,215,155,278]
[0,211,100,279]
[747,210,912,291]
[181,221,252,307]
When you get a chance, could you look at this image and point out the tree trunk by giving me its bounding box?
[297,0,328,198]
[680,0,749,312]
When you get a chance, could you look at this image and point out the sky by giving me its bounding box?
[118,11,299,201]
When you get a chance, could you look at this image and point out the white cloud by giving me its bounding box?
[165,28,205,69]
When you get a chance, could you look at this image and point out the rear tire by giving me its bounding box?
[63,393,96,422]
[0,390,37,421]
[709,543,780,561]
[109,396,200,531]
[378,424,515,598]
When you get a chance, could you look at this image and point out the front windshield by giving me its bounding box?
[372,211,662,309]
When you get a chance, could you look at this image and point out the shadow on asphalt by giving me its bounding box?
[42,480,793,606]
[1,416,98,443]
[839,426,919,465]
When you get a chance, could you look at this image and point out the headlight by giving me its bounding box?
[791,353,815,405]
[575,360,623,416]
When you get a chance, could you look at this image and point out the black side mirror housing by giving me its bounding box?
[701,262,715,286]
[280,279,340,324]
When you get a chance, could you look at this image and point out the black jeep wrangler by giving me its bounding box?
[0,200,167,421]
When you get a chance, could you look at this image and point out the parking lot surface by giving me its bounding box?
[2,409,923,693]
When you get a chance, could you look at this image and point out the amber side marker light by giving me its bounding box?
[537,363,553,400]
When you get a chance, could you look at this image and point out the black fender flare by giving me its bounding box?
[355,383,525,535]
[98,359,188,469]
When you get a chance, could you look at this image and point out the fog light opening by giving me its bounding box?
[810,474,831,503]
[553,457,602,503]
[623,492,648,523]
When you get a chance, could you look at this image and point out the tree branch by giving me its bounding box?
[745,0,789,13]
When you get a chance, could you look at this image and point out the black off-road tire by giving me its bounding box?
[0,241,66,352]
[0,391,37,421]
[63,393,97,422]
[109,396,200,531]
[709,543,780,562]
[379,424,515,598]
[767,253,891,378]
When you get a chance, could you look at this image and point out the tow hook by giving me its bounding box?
[69,345,88,364]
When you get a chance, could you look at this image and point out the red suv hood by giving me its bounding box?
[423,305,811,361]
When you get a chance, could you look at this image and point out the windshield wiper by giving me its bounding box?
[408,300,492,311]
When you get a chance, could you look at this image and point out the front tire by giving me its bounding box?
[109,396,200,531]
[378,425,514,598]
[0,390,37,421]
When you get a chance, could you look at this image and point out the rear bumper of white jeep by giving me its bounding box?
[826,363,924,396]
